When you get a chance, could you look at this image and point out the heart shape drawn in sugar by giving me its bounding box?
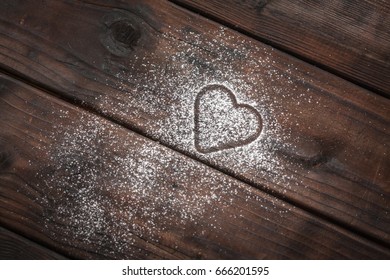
[194,84,262,153]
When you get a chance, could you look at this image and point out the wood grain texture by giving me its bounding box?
[172,0,390,96]
[0,227,66,259]
[0,74,389,259]
[0,0,389,245]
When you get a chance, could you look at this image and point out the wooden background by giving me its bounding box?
[0,0,389,259]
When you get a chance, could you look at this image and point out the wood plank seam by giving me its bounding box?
[169,0,390,99]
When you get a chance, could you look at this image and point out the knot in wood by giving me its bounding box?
[110,20,141,48]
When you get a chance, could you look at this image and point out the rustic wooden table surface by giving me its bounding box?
[0,0,389,259]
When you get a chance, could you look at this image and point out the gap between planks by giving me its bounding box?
[169,0,390,99]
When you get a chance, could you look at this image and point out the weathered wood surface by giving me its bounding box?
[0,0,388,245]
[0,74,389,259]
[172,0,390,97]
[0,227,66,259]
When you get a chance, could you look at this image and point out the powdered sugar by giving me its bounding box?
[36,114,245,257]
[34,25,302,258]
[35,106,296,257]
[195,84,262,153]
[103,26,302,189]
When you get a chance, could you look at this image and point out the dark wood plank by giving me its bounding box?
[172,0,390,96]
[0,74,389,259]
[0,0,389,244]
[0,227,66,259]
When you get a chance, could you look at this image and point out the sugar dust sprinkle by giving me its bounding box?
[33,25,303,258]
